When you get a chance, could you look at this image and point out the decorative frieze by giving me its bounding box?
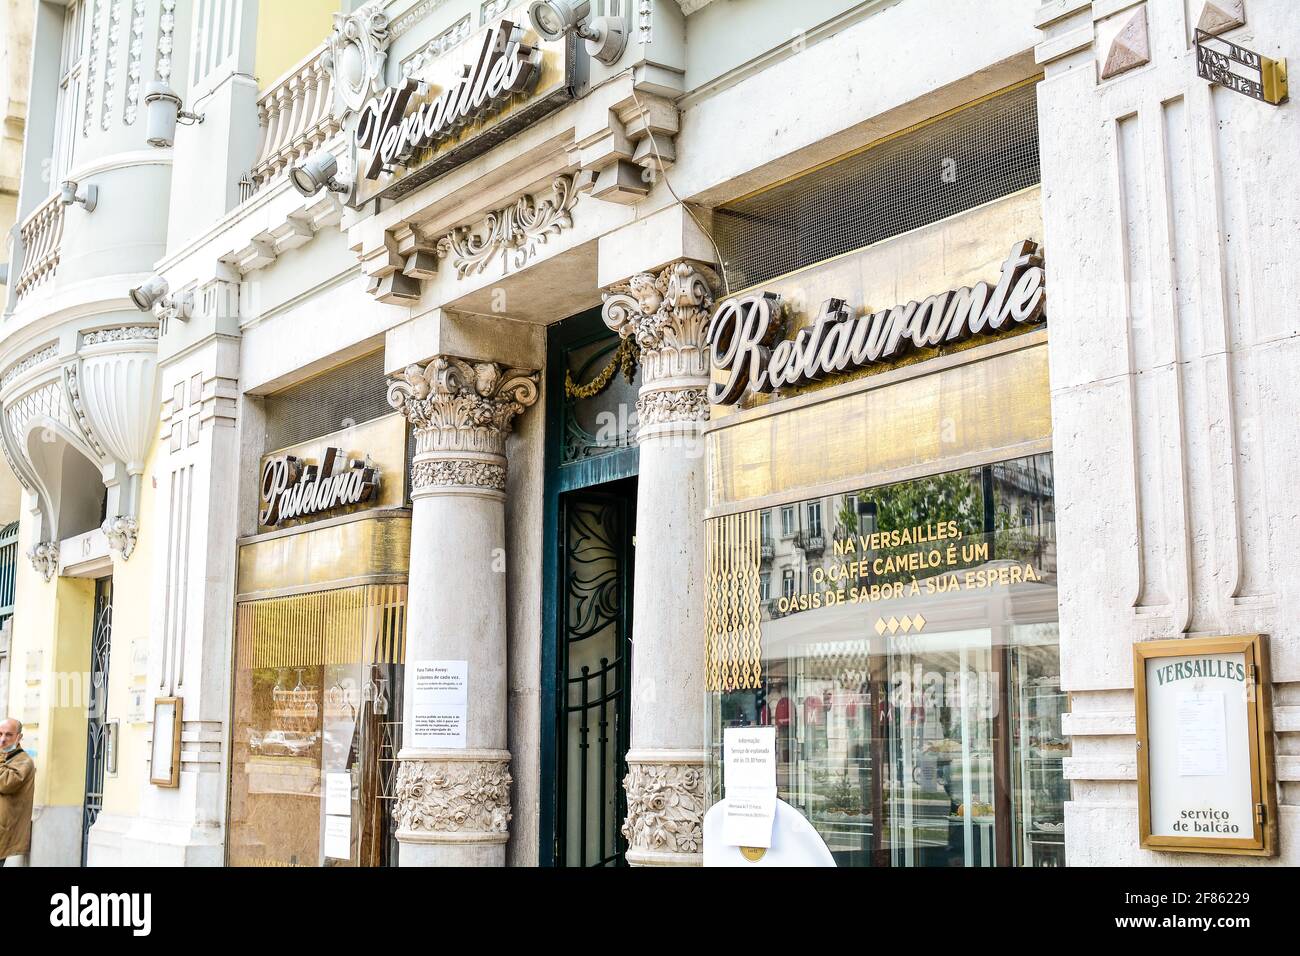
[392,752,512,840]
[1,344,58,390]
[124,0,146,124]
[102,515,138,561]
[409,459,507,492]
[436,175,585,279]
[81,325,160,347]
[27,542,59,582]
[622,753,706,865]
[155,0,177,82]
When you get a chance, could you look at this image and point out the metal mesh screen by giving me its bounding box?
[263,351,392,452]
[714,82,1041,292]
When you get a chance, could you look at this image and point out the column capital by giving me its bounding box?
[386,355,539,494]
[601,259,720,428]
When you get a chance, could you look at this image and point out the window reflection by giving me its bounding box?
[710,453,1066,867]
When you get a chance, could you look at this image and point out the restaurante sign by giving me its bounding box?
[706,240,1047,405]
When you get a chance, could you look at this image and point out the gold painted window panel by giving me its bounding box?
[707,341,1051,511]
[705,511,764,692]
[235,584,408,670]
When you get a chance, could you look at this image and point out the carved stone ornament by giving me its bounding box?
[392,756,512,839]
[409,459,508,492]
[636,386,708,426]
[602,260,720,384]
[322,0,391,114]
[436,175,587,279]
[27,541,59,582]
[387,356,539,459]
[102,515,138,561]
[622,758,706,864]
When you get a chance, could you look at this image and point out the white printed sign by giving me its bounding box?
[410,661,468,749]
[324,772,352,817]
[722,727,778,848]
[323,813,352,861]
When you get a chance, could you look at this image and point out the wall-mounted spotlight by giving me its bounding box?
[59,179,98,213]
[528,0,627,66]
[144,81,205,148]
[130,275,194,321]
[290,151,350,198]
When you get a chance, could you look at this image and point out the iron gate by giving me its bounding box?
[556,490,633,866]
[81,577,112,865]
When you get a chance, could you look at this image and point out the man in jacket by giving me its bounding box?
[0,718,35,866]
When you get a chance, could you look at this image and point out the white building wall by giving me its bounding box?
[1036,0,1300,864]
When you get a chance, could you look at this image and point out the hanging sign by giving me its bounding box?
[1195,30,1288,105]
[1134,635,1277,856]
[352,16,576,205]
[706,240,1046,406]
[259,447,380,526]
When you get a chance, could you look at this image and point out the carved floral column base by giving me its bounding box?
[621,749,707,867]
[393,749,513,863]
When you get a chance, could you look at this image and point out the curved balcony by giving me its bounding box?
[794,530,825,554]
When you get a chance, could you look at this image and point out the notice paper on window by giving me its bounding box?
[324,771,351,817]
[323,813,351,861]
[722,727,777,848]
[1177,689,1228,777]
[410,660,468,750]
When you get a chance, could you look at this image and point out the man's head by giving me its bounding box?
[0,718,22,753]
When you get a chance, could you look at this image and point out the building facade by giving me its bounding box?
[0,0,1295,868]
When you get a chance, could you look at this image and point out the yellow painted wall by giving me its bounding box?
[255,0,341,88]
[6,508,93,810]
[100,429,162,819]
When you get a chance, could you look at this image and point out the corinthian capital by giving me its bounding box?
[387,356,538,494]
[601,260,720,386]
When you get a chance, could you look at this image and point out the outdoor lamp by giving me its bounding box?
[59,179,98,213]
[129,275,169,312]
[290,151,350,197]
[527,0,627,65]
[144,81,204,148]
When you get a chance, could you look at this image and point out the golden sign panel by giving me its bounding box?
[706,339,1051,511]
[237,512,411,600]
[235,584,408,671]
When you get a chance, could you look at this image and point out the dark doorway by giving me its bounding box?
[82,576,112,866]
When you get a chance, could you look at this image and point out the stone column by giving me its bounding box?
[602,260,717,866]
[386,355,538,867]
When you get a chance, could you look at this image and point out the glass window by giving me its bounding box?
[708,453,1065,867]
[759,571,771,601]
[781,506,795,537]
[760,510,772,544]
[52,0,85,184]
[807,501,823,538]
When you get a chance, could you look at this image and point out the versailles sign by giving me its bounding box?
[706,240,1047,405]
[259,447,380,526]
[353,18,575,204]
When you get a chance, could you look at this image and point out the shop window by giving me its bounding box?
[228,585,407,867]
[708,453,1065,868]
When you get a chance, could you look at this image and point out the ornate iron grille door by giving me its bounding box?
[81,577,112,865]
[557,489,633,866]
